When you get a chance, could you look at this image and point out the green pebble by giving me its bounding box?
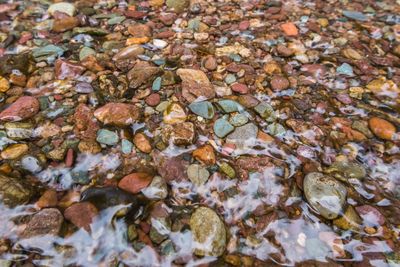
[96,129,119,145]
[214,118,235,138]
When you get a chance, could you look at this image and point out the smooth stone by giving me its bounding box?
[229,113,248,127]
[152,77,162,91]
[94,103,140,127]
[218,99,243,113]
[214,118,235,138]
[0,174,33,206]
[267,122,286,136]
[188,101,215,119]
[118,173,153,194]
[48,2,76,17]
[343,10,368,21]
[0,76,10,92]
[153,39,168,49]
[64,202,98,231]
[163,102,187,124]
[121,139,133,154]
[336,63,354,76]
[142,176,168,199]
[303,172,347,220]
[225,74,236,84]
[187,164,210,186]
[166,0,190,12]
[32,45,64,62]
[325,161,366,181]
[1,144,28,160]
[226,123,258,147]
[108,16,125,25]
[333,205,362,230]
[5,122,33,140]
[254,102,276,122]
[190,207,226,256]
[177,68,215,103]
[0,96,40,122]
[369,117,396,140]
[96,129,119,146]
[219,162,236,178]
[21,155,42,173]
[79,47,96,61]
[21,208,63,238]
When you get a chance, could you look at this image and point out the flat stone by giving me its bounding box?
[118,173,153,194]
[187,164,210,186]
[1,143,28,160]
[55,59,86,80]
[0,174,33,206]
[188,101,215,119]
[336,63,354,76]
[133,133,152,153]
[214,118,235,138]
[0,96,40,122]
[163,102,187,124]
[218,99,243,113]
[229,113,248,127]
[64,202,98,231]
[113,45,144,61]
[177,68,215,103]
[142,176,168,199]
[190,207,226,256]
[21,208,63,238]
[226,123,258,147]
[94,103,140,127]
[96,129,119,146]
[343,10,368,21]
[303,172,347,220]
[48,2,76,17]
[254,102,276,122]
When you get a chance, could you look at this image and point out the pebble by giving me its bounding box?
[193,144,216,165]
[153,39,168,49]
[142,176,168,199]
[21,208,64,238]
[281,22,298,36]
[303,172,347,220]
[163,102,187,124]
[336,63,354,76]
[36,189,58,208]
[96,129,119,146]
[187,164,210,186]
[188,101,215,119]
[219,162,236,178]
[152,77,162,91]
[218,99,243,113]
[21,155,42,173]
[94,103,140,127]
[190,207,226,256]
[343,10,368,21]
[133,133,152,153]
[121,139,133,154]
[48,2,76,17]
[202,56,217,71]
[254,102,276,122]
[0,96,39,122]
[231,83,249,94]
[0,174,33,206]
[214,118,235,138]
[1,144,28,160]
[227,123,258,147]
[0,76,10,92]
[270,75,290,91]
[118,173,153,194]
[166,0,189,12]
[64,202,98,231]
[368,117,396,140]
[177,68,215,103]
[229,113,248,127]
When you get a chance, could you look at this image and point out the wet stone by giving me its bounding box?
[218,99,243,113]
[64,202,98,231]
[0,96,39,122]
[48,2,76,17]
[0,174,33,206]
[227,123,258,148]
[214,118,235,138]
[187,164,210,186]
[118,173,153,194]
[177,68,215,103]
[94,103,140,127]
[303,172,347,220]
[343,10,368,21]
[21,208,63,238]
[229,113,248,127]
[190,207,226,256]
[96,129,119,146]
[368,117,396,141]
[188,101,214,119]
[142,176,168,200]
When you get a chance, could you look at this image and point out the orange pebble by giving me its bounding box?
[281,22,298,36]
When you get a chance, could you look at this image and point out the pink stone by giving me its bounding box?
[0,96,39,122]
[231,83,249,94]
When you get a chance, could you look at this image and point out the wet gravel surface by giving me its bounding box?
[0,0,400,266]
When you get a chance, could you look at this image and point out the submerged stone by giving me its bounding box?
[188,101,215,119]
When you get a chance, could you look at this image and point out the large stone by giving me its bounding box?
[127,66,161,89]
[118,173,153,194]
[55,59,86,80]
[187,164,210,186]
[21,208,63,238]
[0,174,33,206]
[214,118,234,138]
[226,123,258,148]
[94,103,140,127]
[177,68,215,103]
[303,172,347,220]
[48,2,76,17]
[190,207,226,256]
[0,96,39,122]
[64,202,98,231]
[188,101,214,119]
[368,117,396,140]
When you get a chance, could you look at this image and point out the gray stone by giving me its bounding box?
[226,123,258,148]
[187,164,210,186]
[214,118,234,138]
[303,172,347,220]
[190,207,226,256]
